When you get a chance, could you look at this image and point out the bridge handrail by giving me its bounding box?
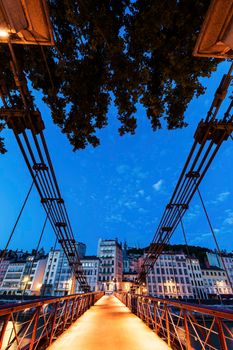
[0,291,104,349]
[0,292,102,317]
[127,293,233,320]
[115,292,233,350]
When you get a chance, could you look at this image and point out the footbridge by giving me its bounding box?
[0,292,233,350]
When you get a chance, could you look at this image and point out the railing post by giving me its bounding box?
[62,299,69,332]
[146,300,149,326]
[154,303,157,334]
[128,293,131,310]
[165,305,171,347]
[136,297,140,318]
[216,317,228,350]
[29,306,40,350]
[75,296,81,319]
[183,310,191,350]
[91,293,95,306]
[70,297,77,323]
[0,314,10,349]
[49,302,59,345]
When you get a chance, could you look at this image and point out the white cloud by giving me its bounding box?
[201,233,212,238]
[138,207,147,214]
[116,164,129,175]
[138,190,145,196]
[124,201,137,209]
[224,210,233,225]
[217,192,230,202]
[145,195,151,202]
[152,179,163,192]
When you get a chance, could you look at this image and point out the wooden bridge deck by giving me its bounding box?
[48,295,170,350]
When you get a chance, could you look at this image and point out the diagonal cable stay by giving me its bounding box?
[0,42,89,291]
[139,63,233,283]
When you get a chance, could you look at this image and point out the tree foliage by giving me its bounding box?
[0,0,217,153]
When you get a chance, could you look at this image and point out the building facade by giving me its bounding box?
[20,256,47,295]
[97,239,123,291]
[42,250,73,296]
[207,252,233,289]
[0,260,10,285]
[76,256,100,292]
[0,262,26,294]
[147,252,195,299]
[202,266,232,297]
[187,257,207,299]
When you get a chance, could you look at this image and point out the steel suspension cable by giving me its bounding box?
[180,217,203,301]
[22,204,52,297]
[139,63,233,283]
[0,41,89,289]
[179,216,211,341]
[197,187,233,293]
[0,176,37,264]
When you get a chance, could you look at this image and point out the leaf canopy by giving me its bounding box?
[0,0,217,153]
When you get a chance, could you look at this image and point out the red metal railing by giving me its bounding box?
[115,292,233,350]
[0,292,104,349]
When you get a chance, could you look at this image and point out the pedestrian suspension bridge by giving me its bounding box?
[0,0,233,349]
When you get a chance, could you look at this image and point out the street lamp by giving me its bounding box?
[193,0,233,58]
[0,0,54,45]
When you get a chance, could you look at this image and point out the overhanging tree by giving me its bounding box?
[0,0,217,153]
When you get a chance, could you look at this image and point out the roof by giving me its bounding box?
[81,256,100,261]
[202,266,225,272]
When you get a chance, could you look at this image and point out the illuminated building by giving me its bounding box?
[97,239,123,292]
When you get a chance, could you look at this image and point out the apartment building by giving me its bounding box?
[97,239,123,291]
[147,252,196,299]
[20,256,47,295]
[187,257,207,299]
[202,266,232,297]
[42,242,87,296]
[123,243,143,274]
[0,262,26,294]
[41,250,73,296]
[0,260,10,284]
[76,256,100,292]
[207,252,233,288]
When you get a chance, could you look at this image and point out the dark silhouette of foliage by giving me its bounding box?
[0,0,217,153]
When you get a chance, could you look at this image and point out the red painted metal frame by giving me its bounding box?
[140,64,233,283]
[0,292,103,350]
[115,292,233,350]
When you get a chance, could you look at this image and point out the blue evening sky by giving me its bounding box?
[0,61,232,255]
